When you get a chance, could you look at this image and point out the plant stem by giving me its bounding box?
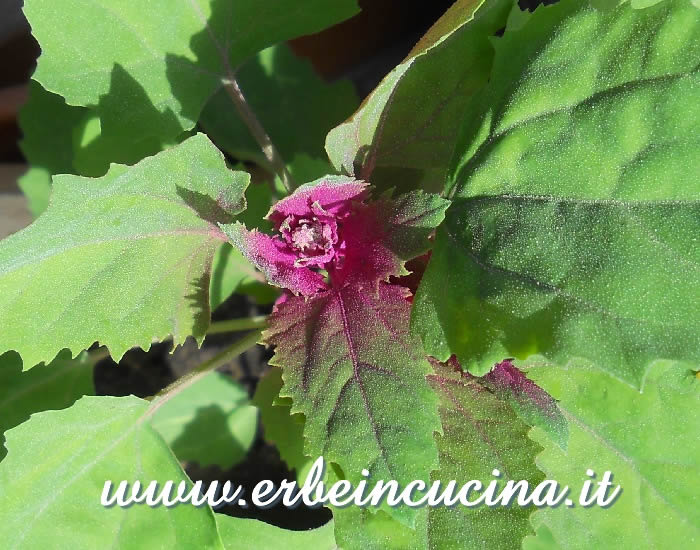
[207,315,268,334]
[222,73,294,193]
[143,329,262,417]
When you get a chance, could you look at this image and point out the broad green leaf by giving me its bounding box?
[253,367,311,477]
[18,80,178,216]
[216,514,336,550]
[70,110,177,178]
[325,0,513,192]
[332,359,544,549]
[266,283,440,527]
[24,0,359,147]
[209,244,265,309]
[0,350,94,461]
[0,395,224,549]
[0,134,249,368]
[150,372,257,469]
[18,82,86,216]
[201,44,359,181]
[413,0,700,385]
[18,81,87,177]
[523,362,700,549]
[17,166,52,218]
[20,80,165,180]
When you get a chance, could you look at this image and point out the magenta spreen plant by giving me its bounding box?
[0,0,698,549]
[226,177,449,292]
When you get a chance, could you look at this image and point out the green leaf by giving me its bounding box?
[70,110,176,178]
[20,80,165,180]
[209,244,262,309]
[0,395,224,549]
[18,80,180,216]
[253,367,311,476]
[0,134,249,368]
[17,82,86,217]
[265,283,440,527]
[470,358,568,450]
[17,167,52,218]
[413,0,700,385]
[0,350,94,461]
[425,360,544,548]
[18,81,87,176]
[150,372,257,469]
[24,0,359,147]
[325,0,513,192]
[523,362,700,549]
[216,514,336,550]
[333,358,544,549]
[201,44,359,181]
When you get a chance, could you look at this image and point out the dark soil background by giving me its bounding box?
[0,0,553,530]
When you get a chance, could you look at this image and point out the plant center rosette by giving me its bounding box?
[222,176,447,297]
[220,176,452,511]
[267,178,366,283]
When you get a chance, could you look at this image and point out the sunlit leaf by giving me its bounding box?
[413,0,700,385]
[0,396,224,549]
[0,134,248,367]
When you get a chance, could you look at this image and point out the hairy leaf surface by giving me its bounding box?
[0,350,94,461]
[523,362,700,548]
[267,283,440,526]
[332,358,544,549]
[225,178,451,295]
[150,372,257,469]
[0,134,248,367]
[24,0,359,146]
[18,80,178,218]
[228,180,449,523]
[413,0,700,385]
[325,0,513,192]
[0,396,224,549]
[477,359,567,449]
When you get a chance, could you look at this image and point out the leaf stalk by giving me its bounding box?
[143,329,262,418]
[222,74,295,193]
[207,315,268,334]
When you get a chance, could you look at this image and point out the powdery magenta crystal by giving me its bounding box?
[224,175,449,298]
[225,177,372,295]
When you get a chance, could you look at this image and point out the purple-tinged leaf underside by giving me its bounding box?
[478,359,567,449]
[265,282,440,527]
[424,359,546,548]
[226,178,449,526]
[332,355,545,549]
[435,356,569,450]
